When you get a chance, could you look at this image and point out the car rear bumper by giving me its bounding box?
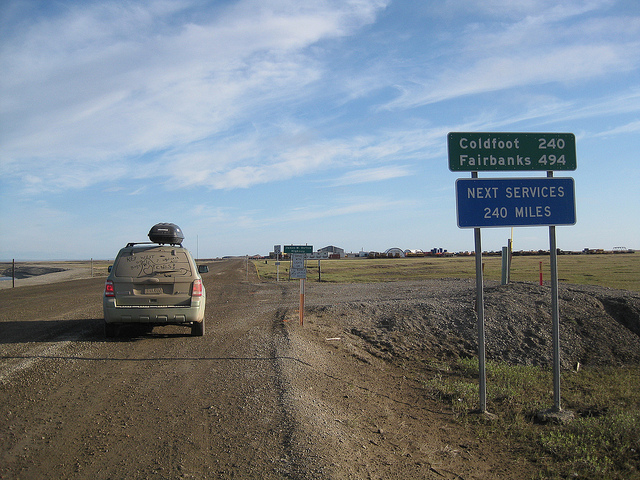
[103,298,205,325]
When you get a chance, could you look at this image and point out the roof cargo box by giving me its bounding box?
[148,223,185,245]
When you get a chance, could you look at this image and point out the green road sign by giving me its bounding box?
[283,245,313,254]
[448,132,576,171]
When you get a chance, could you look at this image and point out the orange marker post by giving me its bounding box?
[539,261,543,286]
[299,278,305,326]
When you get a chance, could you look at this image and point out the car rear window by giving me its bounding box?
[114,248,193,278]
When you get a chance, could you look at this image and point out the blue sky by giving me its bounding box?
[1,0,639,260]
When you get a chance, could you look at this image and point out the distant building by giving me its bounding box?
[384,247,405,257]
[318,245,345,258]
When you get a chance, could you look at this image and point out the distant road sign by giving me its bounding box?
[290,253,307,279]
[456,177,576,228]
[448,133,576,171]
[291,254,304,269]
[284,245,313,254]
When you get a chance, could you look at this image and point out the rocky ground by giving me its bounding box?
[299,279,640,369]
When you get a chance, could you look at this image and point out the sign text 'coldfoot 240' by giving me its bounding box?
[448,132,576,171]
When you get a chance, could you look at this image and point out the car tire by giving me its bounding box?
[105,322,118,338]
[191,320,204,336]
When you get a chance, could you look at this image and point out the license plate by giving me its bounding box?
[145,287,163,294]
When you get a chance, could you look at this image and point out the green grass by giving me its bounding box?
[424,359,640,479]
[254,252,640,292]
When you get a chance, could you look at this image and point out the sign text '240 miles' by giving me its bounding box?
[456,177,576,228]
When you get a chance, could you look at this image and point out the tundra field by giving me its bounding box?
[253,252,640,293]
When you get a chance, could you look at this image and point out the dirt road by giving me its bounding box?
[1,258,535,479]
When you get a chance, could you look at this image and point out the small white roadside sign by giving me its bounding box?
[290,253,306,279]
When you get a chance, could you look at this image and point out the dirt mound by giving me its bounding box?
[307,280,640,368]
[1,265,67,279]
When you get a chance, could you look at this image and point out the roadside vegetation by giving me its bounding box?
[254,252,640,478]
[423,358,640,479]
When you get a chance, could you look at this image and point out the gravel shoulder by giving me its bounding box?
[277,278,640,478]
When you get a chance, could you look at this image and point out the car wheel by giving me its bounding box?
[191,320,204,336]
[105,322,118,338]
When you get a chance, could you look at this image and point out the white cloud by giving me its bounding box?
[332,165,411,186]
[525,89,640,127]
[595,120,640,137]
[438,0,613,21]
[231,196,413,229]
[153,124,450,191]
[0,0,389,193]
[387,42,636,110]
[383,1,639,110]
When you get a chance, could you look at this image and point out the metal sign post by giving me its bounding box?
[548,171,562,412]
[474,227,487,412]
[274,245,281,282]
[473,170,487,413]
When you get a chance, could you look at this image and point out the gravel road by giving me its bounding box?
[1,258,638,479]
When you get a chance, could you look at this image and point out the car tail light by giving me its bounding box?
[192,279,203,297]
[105,280,115,297]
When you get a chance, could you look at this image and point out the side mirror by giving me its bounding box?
[198,265,209,274]
[108,265,112,273]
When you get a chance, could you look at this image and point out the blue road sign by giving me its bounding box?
[456,177,576,228]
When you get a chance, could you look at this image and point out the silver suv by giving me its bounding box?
[103,224,206,337]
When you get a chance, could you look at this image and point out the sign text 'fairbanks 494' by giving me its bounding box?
[448,132,576,171]
[456,177,576,228]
